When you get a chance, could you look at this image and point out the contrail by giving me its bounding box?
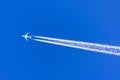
[31,35,120,56]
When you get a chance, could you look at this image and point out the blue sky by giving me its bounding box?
[1,0,120,80]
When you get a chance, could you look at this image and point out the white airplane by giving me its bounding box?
[22,32,31,41]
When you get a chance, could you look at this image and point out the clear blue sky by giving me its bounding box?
[1,0,120,80]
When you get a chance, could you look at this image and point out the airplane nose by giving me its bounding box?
[21,35,24,37]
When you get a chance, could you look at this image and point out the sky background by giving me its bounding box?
[1,0,120,80]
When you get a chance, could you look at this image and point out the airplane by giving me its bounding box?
[22,32,31,41]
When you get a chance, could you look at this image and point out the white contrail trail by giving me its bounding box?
[31,35,120,56]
